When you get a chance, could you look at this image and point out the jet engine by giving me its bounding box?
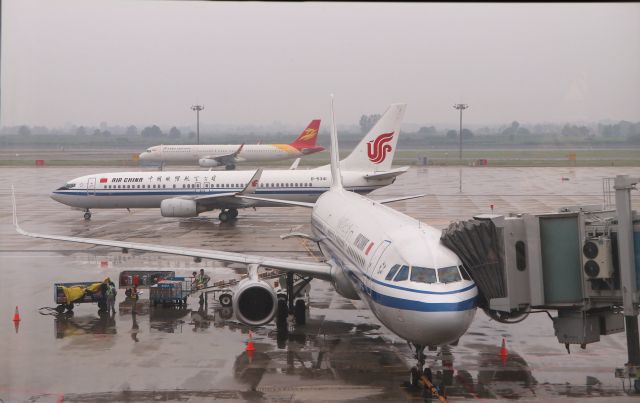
[160,198,203,217]
[232,278,278,326]
[198,158,222,168]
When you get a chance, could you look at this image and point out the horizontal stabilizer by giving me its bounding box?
[364,166,409,180]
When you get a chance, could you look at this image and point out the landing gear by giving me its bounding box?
[225,164,236,170]
[219,293,232,307]
[408,344,432,387]
[294,299,306,325]
[219,208,238,223]
[83,210,92,220]
[218,210,230,223]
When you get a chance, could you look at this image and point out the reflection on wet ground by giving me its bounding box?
[2,166,640,401]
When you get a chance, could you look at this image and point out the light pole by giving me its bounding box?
[453,103,469,192]
[191,105,204,144]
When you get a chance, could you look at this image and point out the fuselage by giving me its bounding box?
[311,189,477,346]
[50,170,392,209]
[139,144,324,164]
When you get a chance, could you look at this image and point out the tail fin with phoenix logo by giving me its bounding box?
[289,119,322,152]
[339,103,406,172]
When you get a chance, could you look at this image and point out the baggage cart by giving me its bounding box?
[149,277,192,307]
[54,281,107,313]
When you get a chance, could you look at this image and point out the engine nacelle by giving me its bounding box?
[160,198,201,217]
[198,158,222,168]
[330,261,360,300]
[232,278,278,326]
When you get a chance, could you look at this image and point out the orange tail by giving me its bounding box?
[290,119,321,150]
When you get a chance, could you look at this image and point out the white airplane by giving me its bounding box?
[14,98,478,387]
[139,120,325,169]
[51,105,410,222]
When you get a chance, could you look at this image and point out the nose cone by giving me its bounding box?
[138,152,148,160]
[50,191,64,203]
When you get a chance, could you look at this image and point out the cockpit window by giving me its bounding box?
[56,183,76,190]
[393,265,410,282]
[145,148,152,152]
[460,265,471,280]
[384,264,400,281]
[410,266,437,284]
[438,266,462,283]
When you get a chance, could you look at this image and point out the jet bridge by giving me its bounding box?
[441,175,640,388]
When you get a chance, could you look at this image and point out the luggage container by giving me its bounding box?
[149,277,192,307]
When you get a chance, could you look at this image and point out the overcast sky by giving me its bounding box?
[2,1,639,129]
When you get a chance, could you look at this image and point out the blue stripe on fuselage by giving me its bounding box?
[51,187,376,197]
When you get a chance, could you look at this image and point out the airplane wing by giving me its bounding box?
[11,187,332,280]
[193,168,262,202]
[375,194,426,204]
[201,144,245,165]
[235,195,315,208]
[364,166,409,180]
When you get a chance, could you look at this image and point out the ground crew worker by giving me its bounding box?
[195,269,210,289]
[106,278,117,314]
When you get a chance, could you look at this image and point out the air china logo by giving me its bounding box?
[367,132,394,164]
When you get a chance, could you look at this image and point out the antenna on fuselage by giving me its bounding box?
[329,94,343,190]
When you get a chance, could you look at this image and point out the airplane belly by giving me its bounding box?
[91,193,165,209]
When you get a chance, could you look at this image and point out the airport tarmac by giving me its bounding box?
[1,165,640,402]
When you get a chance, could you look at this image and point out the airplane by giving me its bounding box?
[50,105,410,222]
[13,98,478,388]
[138,120,325,170]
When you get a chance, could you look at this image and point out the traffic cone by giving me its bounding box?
[12,306,20,322]
[246,330,255,352]
[500,338,508,363]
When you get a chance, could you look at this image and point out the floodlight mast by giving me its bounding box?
[453,103,469,192]
[191,105,204,144]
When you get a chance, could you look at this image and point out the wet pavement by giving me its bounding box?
[1,165,640,402]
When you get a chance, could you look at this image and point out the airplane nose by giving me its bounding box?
[50,192,62,203]
[138,152,147,160]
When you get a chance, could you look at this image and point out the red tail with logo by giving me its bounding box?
[289,120,323,154]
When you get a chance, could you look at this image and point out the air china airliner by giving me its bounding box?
[51,105,409,222]
[14,98,478,388]
[139,120,325,169]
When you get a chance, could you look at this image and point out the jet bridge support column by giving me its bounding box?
[615,175,640,366]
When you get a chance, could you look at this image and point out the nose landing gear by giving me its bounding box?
[83,209,92,220]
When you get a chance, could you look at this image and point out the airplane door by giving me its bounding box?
[195,182,202,193]
[204,182,209,193]
[87,177,96,195]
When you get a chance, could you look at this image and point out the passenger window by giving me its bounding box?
[438,266,462,283]
[385,264,400,280]
[410,266,437,284]
[393,265,410,282]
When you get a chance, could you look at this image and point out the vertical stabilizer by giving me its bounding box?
[340,103,406,172]
[329,95,343,190]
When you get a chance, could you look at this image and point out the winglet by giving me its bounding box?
[238,168,263,195]
[288,158,301,170]
[232,143,245,157]
[329,95,343,190]
[11,185,24,235]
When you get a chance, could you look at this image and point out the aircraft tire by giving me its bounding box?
[219,293,232,307]
[84,212,91,220]
[294,299,306,325]
[409,366,421,387]
[225,164,236,170]
[219,211,230,223]
[229,208,238,218]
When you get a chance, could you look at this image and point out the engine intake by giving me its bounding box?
[232,278,278,326]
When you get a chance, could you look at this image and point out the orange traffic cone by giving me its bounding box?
[500,337,508,363]
[246,330,255,352]
[12,306,20,322]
